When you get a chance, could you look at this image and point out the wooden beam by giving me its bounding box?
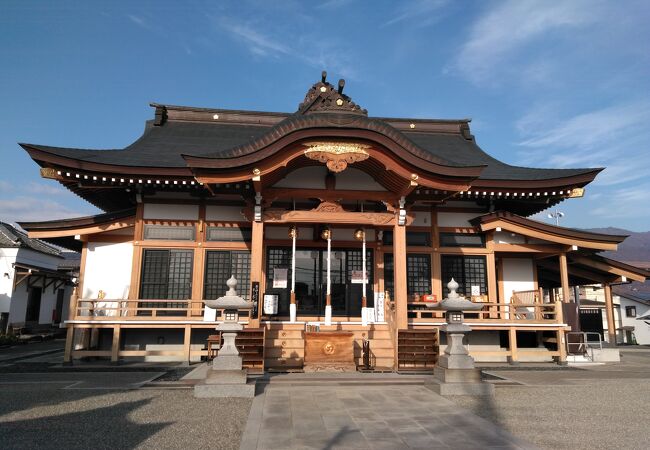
[28,217,135,239]
[479,221,619,251]
[603,283,617,345]
[264,188,398,203]
[393,222,407,329]
[536,259,615,284]
[559,253,570,303]
[253,208,414,226]
[569,254,647,282]
[493,243,567,253]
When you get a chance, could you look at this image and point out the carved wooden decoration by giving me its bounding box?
[245,207,413,226]
[312,201,344,213]
[303,142,370,173]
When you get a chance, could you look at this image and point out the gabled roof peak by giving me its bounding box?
[297,71,367,116]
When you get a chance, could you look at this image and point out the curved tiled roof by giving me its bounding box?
[21,112,599,182]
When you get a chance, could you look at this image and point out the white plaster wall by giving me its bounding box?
[274,166,327,189]
[143,203,199,220]
[493,231,526,244]
[83,242,134,299]
[331,228,376,242]
[411,211,431,227]
[273,166,387,191]
[620,297,650,345]
[265,226,314,241]
[205,205,246,221]
[334,168,387,191]
[0,248,18,314]
[8,283,28,324]
[437,212,480,227]
[502,258,535,302]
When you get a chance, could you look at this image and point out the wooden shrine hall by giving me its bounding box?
[18,72,648,370]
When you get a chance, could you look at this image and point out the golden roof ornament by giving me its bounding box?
[303,141,370,173]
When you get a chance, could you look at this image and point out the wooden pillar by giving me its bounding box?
[251,220,264,327]
[63,325,74,364]
[557,328,567,364]
[431,209,442,300]
[508,327,518,363]
[559,253,570,303]
[111,325,121,363]
[486,233,497,302]
[183,325,192,363]
[128,203,144,301]
[603,283,617,345]
[393,222,407,329]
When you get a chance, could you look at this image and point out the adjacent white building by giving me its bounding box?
[0,222,78,334]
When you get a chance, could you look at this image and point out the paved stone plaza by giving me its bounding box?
[2,342,650,449]
[240,382,534,449]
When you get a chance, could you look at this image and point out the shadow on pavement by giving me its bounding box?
[0,397,171,449]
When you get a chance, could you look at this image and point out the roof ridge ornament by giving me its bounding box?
[297,71,367,116]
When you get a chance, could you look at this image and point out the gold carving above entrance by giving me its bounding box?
[303,141,370,173]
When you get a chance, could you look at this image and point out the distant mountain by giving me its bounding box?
[584,227,650,263]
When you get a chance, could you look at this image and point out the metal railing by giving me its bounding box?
[566,331,603,360]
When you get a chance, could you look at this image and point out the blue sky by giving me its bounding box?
[1,0,649,231]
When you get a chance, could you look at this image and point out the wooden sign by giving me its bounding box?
[350,270,367,284]
[251,281,260,316]
[263,294,278,315]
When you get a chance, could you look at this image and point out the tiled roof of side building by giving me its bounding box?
[0,222,62,257]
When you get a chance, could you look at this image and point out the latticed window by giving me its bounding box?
[345,249,374,285]
[143,225,195,241]
[139,249,193,315]
[441,255,487,297]
[406,254,431,296]
[203,251,251,301]
[383,253,431,299]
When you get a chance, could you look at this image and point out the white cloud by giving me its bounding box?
[453,0,597,85]
[0,196,95,223]
[590,185,650,219]
[219,21,291,59]
[215,17,358,80]
[516,101,650,186]
[382,0,449,27]
[25,182,68,196]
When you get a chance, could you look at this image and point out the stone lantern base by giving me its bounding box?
[428,323,494,396]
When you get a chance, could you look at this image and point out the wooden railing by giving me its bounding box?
[74,299,253,321]
[408,300,563,324]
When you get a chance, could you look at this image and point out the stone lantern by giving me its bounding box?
[194,276,255,398]
[430,279,494,396]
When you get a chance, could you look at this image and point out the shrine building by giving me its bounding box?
[17,73,648,370]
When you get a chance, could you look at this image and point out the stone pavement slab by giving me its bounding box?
[240,380,536,449]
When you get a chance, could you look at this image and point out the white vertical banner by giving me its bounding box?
[375,292,385,322]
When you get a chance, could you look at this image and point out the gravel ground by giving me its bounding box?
[0,385,251,449]
[450,371,650,449]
